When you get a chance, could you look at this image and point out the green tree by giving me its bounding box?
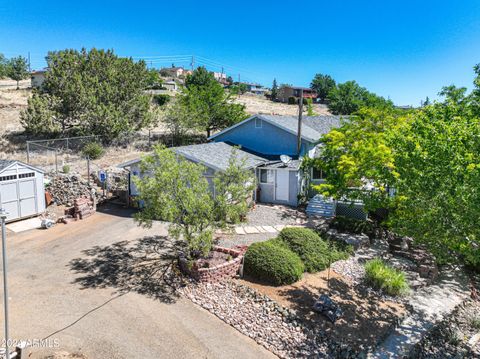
[271,78,278,101]
[7,56,29,89]
[315,98,480,268]
[327,81,393,115]
[134,145,215,259]
[134,145,256,259]
[20,48,152,141]
[326,81,364,115]
[438,85,467,105]
[180,66,247,137]
[213,148,255,224]
[0,53,7,78]
[146,69,163,89]
[310,74,336,102]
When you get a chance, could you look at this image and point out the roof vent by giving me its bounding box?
[280,155,292,166]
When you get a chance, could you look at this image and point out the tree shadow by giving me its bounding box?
[68,235,186,303]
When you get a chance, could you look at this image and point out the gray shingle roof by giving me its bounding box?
[174,142,268,171]
[258,115,345,142]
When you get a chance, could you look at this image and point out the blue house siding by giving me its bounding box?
[212,118,312,157]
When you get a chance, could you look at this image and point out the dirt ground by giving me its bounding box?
[234,93,331,116]
[5,204,275,359]
[238,270,406,350]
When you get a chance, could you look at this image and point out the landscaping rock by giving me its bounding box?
[326,229,370,250]
[179,281,354,358]
[45,172,105,206]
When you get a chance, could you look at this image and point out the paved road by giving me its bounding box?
[5,205,275,359]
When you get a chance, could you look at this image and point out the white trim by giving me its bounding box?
[0,161,44,175]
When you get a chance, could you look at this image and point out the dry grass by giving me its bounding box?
[233,92,331,116]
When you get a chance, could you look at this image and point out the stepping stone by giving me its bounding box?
[256,226,267,233]
[262,226,277,233]
[274,225,285,231]
[234,227,246,235]
[244,226,260,234]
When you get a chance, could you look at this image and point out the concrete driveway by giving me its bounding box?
[5,205,276,359]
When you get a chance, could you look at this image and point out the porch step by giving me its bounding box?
[306,195,336,218]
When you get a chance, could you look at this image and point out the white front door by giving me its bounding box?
[275,170,289,201]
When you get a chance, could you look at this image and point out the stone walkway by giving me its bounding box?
[370,267,471,358]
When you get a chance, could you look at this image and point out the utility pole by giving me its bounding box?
[28,52,31,72]
[238,73,240,83]
[191,55,195,71]
[0,209,10,359]
[297,89,304,155]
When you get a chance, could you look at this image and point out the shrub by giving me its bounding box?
[330,216,375,237]
[278,228,330,272]
[364,259,410,296]
[244,240,304,285]
[152,94,170,106]
[82,142,104,160]
[62,164,70,174]
[288,96,296,105]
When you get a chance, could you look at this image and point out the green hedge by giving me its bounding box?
[278,227,331,272]
[364,259,410,296]
[244,240,304,286]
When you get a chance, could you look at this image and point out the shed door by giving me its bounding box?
[0,181,20,221]
[18,179,37,218]
[275,170,289,201]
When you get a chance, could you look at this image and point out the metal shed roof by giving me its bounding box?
[0,160,44,174]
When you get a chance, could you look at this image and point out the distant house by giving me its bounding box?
[119,114,344,207]
[212,72,227,82]
[31,70,47,89]
[244,83,268,96]
[277,86,317,103]
[160,66,192,78]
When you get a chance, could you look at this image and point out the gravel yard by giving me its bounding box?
[411,299,480,358]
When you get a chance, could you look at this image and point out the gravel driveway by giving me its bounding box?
[5,204,275,359]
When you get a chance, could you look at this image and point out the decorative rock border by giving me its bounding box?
[179,246,243,283]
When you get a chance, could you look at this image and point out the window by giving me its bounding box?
[255,118,262,128]
[312,167,324,180]
[0,175,17,182]
[19,173,35,179]
[259,169,273,184]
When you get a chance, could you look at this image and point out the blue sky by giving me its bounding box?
[1,0,479,106]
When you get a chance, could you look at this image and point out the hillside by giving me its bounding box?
[234,92,331,116]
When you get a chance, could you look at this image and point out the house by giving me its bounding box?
[244,83,268,96]
[277,86,317,103]
[160,66,191,78]
[119,114,344,207]
[212,72,227,82]
[31,70,47,89]
[0,160,46,222]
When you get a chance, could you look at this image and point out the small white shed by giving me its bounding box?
[0,160,46,222]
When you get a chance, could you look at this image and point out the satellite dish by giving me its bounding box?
[280,155,292,165]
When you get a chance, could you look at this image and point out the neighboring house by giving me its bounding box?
[244,83,268,96]
[277,86,317,103]
[119,114,344,207]
[160,66,191,78]
[212,72,227,83]
[31,70,47,89]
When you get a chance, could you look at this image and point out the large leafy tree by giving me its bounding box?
[21,48,152,141]
[327,80,393,115]
[314,65,480,268]
[7,56,29,89]
[179,66,247,137]
[310,73,336,102]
